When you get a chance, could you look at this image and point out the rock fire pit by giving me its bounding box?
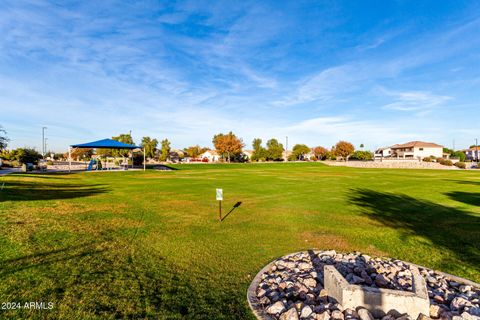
[247,250,480,320]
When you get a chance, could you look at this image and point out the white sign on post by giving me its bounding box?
[216,188,223,201]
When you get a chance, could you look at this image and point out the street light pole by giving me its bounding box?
[476,138,478,162]
[42,126,47,158]
[285,136,288,162]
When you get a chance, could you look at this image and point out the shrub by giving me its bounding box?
[133,154,144,166]
[349,150,373,161]
[442,160,453,166]
[46,160,54,165]
[454,162,466,169]
[436,157,445,165]
[14,148,42,165]
[423,157,432,162]
[451,151,466,162]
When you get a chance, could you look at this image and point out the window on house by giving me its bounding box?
[419,148,424,151]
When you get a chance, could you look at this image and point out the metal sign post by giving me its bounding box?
[216,188,223,220]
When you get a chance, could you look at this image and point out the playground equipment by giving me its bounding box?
[86,159,103,171]
[69,139,144,172]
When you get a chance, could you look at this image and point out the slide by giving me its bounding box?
[87,159,95,171]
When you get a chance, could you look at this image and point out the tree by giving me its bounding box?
[313,146,328,160]
[141,136,158,159]
[212,132,245,162]
[11,148,42,164]
[0,126,8,151]
[251,138,267,161]
[334,141,355,160]
[266,139,284,161]
[451,151,466,162]
[184,145,207,158]
[70,148,93,161]
[159,139,171,161]
[112,133,134,157]
[360,143,364,149]
[443,147,453,155]
[291,144,310,160]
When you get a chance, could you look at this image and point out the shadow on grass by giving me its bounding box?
[349,189,480,271]
[444,179,480,187]
[221,201,242,221]
[0,181,109,202]
[0,241,251,319]
[0,242,105,277]
[149,164,178,171]
[446,191,480,207]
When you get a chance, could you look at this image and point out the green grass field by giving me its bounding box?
[0,163,479,319]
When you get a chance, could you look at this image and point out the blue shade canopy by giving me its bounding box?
[71,139,140,149]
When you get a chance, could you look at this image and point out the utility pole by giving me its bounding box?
[42,126,47,158]
[285,136,288,162]
[476,138,478,162]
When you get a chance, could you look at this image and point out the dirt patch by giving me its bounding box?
[300,231,386,257]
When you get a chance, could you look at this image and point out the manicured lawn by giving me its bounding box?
[0,163,479,319]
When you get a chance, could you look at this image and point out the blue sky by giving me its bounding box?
[1,0,479,152]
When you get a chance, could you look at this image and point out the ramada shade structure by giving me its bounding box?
[71,138,141,149]
[69,138,145,171]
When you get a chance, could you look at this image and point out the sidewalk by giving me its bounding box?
[0,168,20,175]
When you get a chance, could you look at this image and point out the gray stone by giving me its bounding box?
[450,297,472,310]
[459,286,473,293]
[433,295,445,304]
[267,301,286,315]
[357,308,374,320]
[429,305,443,318]
[461,312,480,320]
[332,310,345,320]
[304,278,317,288]
[321,250,337,257]
[352,275,365,284]
[257,288,267,298]
[375,274,390,288]
[470,308,480,317]
[317,312,331,320]
[344,308,358,318]
[416,314,432,320]
[280,308,300,320]
[301,305,313,318]
[299,262,311,271]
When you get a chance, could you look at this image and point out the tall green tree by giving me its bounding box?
[159,139,171,161]
[141,136,158,159]
[0,125,8,151]
[290,144,310,160]
[251,138,267,161]
[266,139,284,161]
[112,133,134,157]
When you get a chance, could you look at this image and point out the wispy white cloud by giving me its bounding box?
[380,88,451,113]
[0,1,478,151]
